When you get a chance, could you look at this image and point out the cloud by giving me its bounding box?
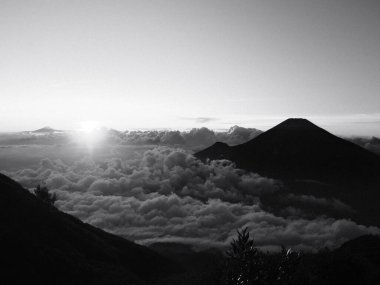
[194,117,218,123]
[5,147,380,251]
[347,136,380,155]
[180,117,218,124]
[0,125,263,150]
[54,190,380,252]
[123,126,262,148]
[8,147,279,203]
[281,194,354,215]
[182,128,217,147]
[122,128,217,148]
[215,125,262,146]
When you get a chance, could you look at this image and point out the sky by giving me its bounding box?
[1,0,380,135]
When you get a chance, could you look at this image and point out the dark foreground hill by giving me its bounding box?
[196,118,380,225]
[2,170,380,285]
[0,173,178,285]
[148,235,380,285]
[300,234,380,284]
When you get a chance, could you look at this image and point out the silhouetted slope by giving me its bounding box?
[0,173,178,285]
[309,235,380,284]
[149,242,224,285]
[196,118,380,185]
[196,118,380,225]
[32,126,57,133]
[338,235,380,263]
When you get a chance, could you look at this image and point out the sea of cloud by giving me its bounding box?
[4,146,380,252]
[122,125,262,148]
[0,125,263,150]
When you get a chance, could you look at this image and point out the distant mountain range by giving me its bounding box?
[0,173,178,285]
[196,118,380,226]
[32,126,61,133]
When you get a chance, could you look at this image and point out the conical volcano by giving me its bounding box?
[196,118,380,186]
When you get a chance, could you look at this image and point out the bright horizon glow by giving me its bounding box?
[74,121,106,152]
[78,121,102,134]
[1,114,380,137]
[1,1,379,136]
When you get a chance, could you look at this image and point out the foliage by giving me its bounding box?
[224,228,303,285]
[34,184,57,206]
[158,233,380,285]
[225,228,259,285]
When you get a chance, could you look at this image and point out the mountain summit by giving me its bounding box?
[196,118,380,184]
[195,118,380,225]
[32,126,58,133]
[269,118,324,131]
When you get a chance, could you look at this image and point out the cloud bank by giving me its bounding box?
[123,126,262,148]
[0,125,262,149]
[5,147,380,251]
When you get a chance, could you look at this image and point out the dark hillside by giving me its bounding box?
[0,173,178,285]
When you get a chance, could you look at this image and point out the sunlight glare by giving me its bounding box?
[79,121,102,134]
[75,121,105,153]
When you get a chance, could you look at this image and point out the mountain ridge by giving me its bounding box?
[0,173,178,284]
[196,118,380,183]
[195,118,380,226]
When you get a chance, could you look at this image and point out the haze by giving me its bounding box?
[1,0,380,136]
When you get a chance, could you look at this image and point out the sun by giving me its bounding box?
[79,121,101,134]
[74,121,105,153]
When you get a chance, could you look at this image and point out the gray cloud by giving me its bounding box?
[194,117,218,123]
[0,126,262,151]
[7,147,280,203]
[215,125,262,146]
[283,194,354,214]
[54,191,380,252]
[180,117,218,124]
[347,136,380,155]
[5,146,380,251]
[122,126,262,148]
[182,128,217,148]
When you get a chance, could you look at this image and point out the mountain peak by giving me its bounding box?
[274,118,320,131]
[32,126,56,133]
[196,117,380,183]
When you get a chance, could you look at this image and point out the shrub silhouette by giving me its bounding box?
[34,184,56,206]
[224,228,303,285]
[225,227,260,285]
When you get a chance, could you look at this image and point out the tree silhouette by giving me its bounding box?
[34,184,56,206]
[225,228,261,285]
[224,228,304,285]
[276,246,302,284]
